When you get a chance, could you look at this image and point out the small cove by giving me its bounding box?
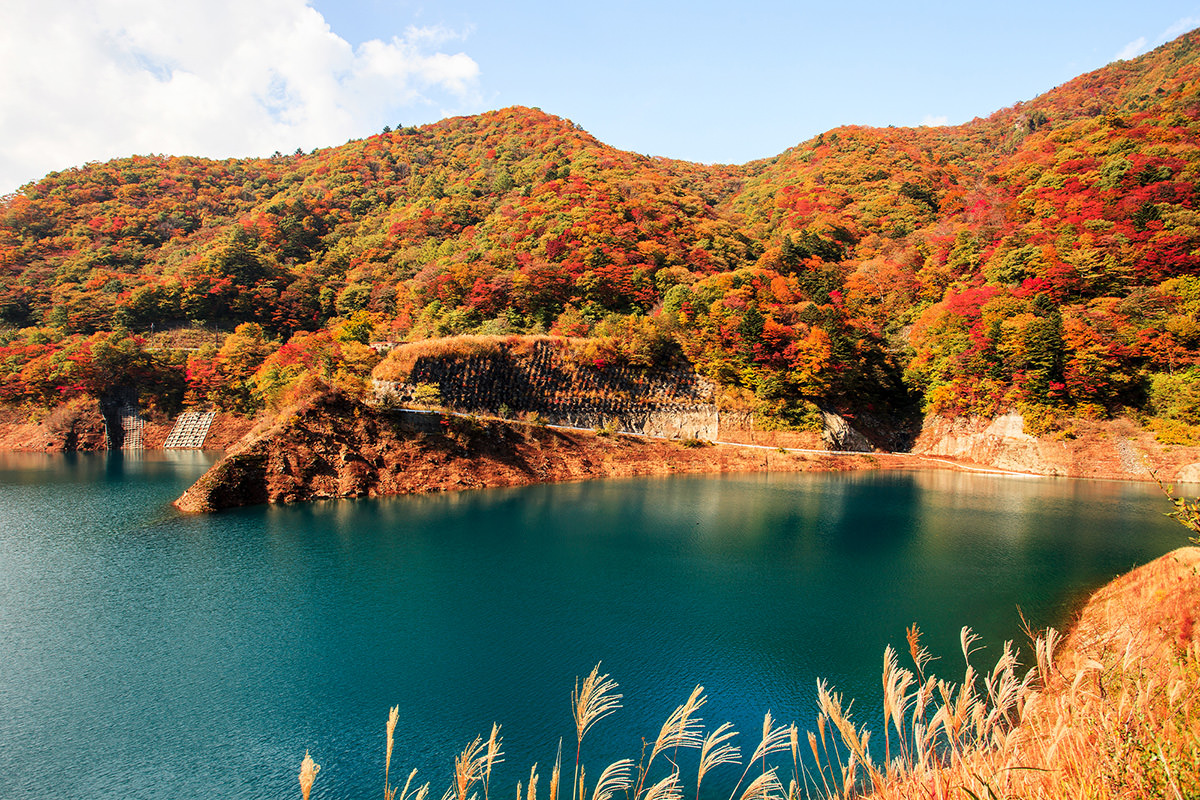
[0,452,1187,799]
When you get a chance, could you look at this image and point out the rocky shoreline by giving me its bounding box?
[169,391,1200,512]
[172,390,891,512]
[6,391,1200,513]
[912,411,1200,482]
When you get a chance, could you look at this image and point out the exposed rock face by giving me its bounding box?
[0,400,250,453]
[913,413,1054,472]
[819,409,874,452]
[0,398,108,452]
[174,390,881,513]
[1176,462,1200,484]
[912,412,1200,481]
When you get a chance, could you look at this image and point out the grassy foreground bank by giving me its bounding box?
[295,544,1200,800]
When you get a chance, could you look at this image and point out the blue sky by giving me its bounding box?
[312,0,1200,163]
[2,1,1198,194]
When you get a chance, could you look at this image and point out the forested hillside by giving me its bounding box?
[3,30,1200,440]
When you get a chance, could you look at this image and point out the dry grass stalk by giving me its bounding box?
[649,685,707,764]
[905,623,936,680]
[299,750,320,800]
[801,549,1200,799]
[573,665,622,746]
[450,728,502,800]
[636,685,706,798]
[736,767,783,800]
[549,742,562,800]
[750,713,796,766]
[697,721,741,798]
[386,705,400,800]
[395,769,427,800]
[572,664,622,800]
[641,771,683,800]
[799,624,1052,799]
[728,713,796,800]
[590,759,634,800]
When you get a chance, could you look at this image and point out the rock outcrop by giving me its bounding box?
[912,412,1200,481]
[174,389,883,512]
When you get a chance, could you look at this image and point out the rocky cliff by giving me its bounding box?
[912,411,1200,482]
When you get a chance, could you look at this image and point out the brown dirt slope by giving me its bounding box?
[201,413,256,449]
[840,546,1200,800]
[0,398,107,451]
[1012,546,1200,798]
[1059,545,1200,667]
[174,389,882,512]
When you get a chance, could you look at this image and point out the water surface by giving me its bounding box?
[0,453,1186,799]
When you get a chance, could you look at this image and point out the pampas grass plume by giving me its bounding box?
[386,705,400,800]
[299,750,320,800]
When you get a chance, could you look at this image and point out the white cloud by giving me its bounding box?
[1160,16,1200,42]
[920,115,949,127]
[0,0,482,193]
[1115,36,1148,61]
[1115,16,1200,61]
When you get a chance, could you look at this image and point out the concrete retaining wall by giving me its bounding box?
[373,340,721,440]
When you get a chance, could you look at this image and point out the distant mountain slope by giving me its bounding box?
[3,29,1200,438]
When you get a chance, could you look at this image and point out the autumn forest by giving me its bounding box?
[4,30,1200,442]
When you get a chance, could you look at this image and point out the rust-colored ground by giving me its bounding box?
[6,392,1200,515]
[174,391,888,512]
[0,398,108,451]
[0,402,254,453]
[1059,545,1200,668]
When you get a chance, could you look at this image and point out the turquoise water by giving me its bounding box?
[0,452,1188,799]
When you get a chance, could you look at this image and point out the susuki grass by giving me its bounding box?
[298,602,1200,800]
[292,644,1027,800]
[299,750,320,800]
[299,550,1199,800]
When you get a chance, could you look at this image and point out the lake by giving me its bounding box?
[0,451,1187,799]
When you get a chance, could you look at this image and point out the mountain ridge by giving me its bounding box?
[3,28,1200,442]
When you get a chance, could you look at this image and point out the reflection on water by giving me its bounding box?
[0,463,1188,800]
[0,448,219,481]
